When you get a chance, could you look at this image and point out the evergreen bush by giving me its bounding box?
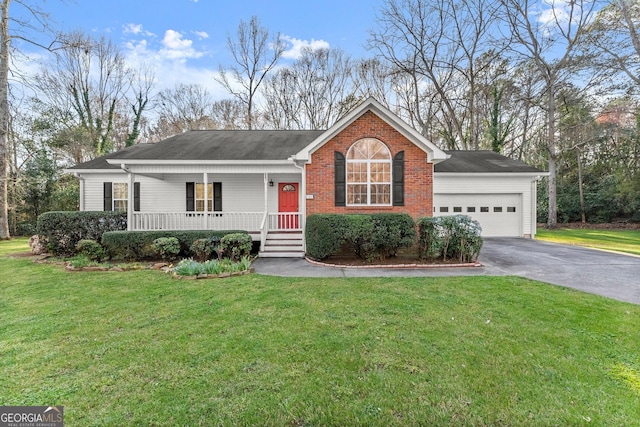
[36,211,127,256]
[219,233,252,261]
[75,239,106,262]
[152,237,181,261]
[101,230,246,260]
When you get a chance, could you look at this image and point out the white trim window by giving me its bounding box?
[195,183,213,212]
[346,138,392,205]
[113,183,128,212]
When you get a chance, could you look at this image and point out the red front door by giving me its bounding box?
[278,183,299,229]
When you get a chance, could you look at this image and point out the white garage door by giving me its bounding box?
[433,193,522,237]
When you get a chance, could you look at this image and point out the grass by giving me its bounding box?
[537,228,640,256]
[1,238,639,426]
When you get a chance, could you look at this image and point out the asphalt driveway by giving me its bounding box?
[252,238,640,304]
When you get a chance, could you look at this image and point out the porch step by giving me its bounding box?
[259,231,305,258]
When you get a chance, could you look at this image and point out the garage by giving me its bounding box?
[433,193,522,237]
[433,151,546,238]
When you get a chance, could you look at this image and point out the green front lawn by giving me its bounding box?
[537,228,640,256]
[1,239,639,425]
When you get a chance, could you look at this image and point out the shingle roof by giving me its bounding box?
[69,130,326,170]
[435,150,543,173]
[69,133,543,175]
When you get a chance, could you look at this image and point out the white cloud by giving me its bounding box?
[160,29,205,60]
[193,31,209,40]
[123,23,155,37]
[281,35,330,60]
[121,29,221,97]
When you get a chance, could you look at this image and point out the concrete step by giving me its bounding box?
[258,251,305,258]
[264,244,304,252]
[265,239,303,246]
[266,232,303,240]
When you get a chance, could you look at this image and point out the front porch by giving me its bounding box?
[131,211,305,258]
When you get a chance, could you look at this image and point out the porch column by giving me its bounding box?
[127,171,135,231]
[263,173,269,213]
[203,172,208,229]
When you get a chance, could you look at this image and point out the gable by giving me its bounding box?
[294,97,448,163]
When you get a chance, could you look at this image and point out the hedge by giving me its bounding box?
[305,214,347,260]
[305,213,416,262]
[101,230,247,260]
[417,215,483,263]
[36,211,127,256]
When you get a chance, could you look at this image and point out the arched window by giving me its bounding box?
[346,138,392,205]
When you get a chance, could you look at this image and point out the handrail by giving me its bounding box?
[259,211,268,252]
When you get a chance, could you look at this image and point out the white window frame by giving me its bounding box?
[113,182,128,212]
[346,138,392,206]
[195,183,213,212]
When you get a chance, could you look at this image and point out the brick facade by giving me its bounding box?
[305,110,433,219]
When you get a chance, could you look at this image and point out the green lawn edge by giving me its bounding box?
[537,228,640,256]
[1,238,639,426]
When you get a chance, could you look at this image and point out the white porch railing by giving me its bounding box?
[132,212,265,232]
[267,212,303,231]
[131,211,303,233]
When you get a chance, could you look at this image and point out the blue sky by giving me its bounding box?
[20,0,385,97]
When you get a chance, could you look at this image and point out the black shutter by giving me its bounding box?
[393,151,405,206]
[134,182,140,212]
[335,151,346,206]
[103,182,113,211]
[186,182,195,211]
[213,182,222,212]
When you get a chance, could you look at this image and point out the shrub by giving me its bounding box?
[76,239,105,262]
[36,211,127,256]
[190,237,221,262]
[305,214,347,260]
[152,237,181,261]
[101,230,246,260]
[305,213,416,262]
[220,233,252,261]
[343,215,378,262]
[371,213,416,258]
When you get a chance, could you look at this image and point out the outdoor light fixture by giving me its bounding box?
[269,179,274,187]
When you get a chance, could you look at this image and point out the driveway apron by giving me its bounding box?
[252,238,640,304]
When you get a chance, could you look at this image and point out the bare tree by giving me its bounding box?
[583,0,640,91]
[33,31,153,161]
[0,0,10,239]
[499,0,598,228]
[148,83,217,140]
[262,47,355,129]
[216,16,285,129]
[1,0,61,239]
[369,0,503,149]
[126,64,155,146]
[352,57,397,109]
[211,98,245,130]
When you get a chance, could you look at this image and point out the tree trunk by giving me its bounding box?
[577,146,586,223]
[0,0,11,239]
[546,80,558,229]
